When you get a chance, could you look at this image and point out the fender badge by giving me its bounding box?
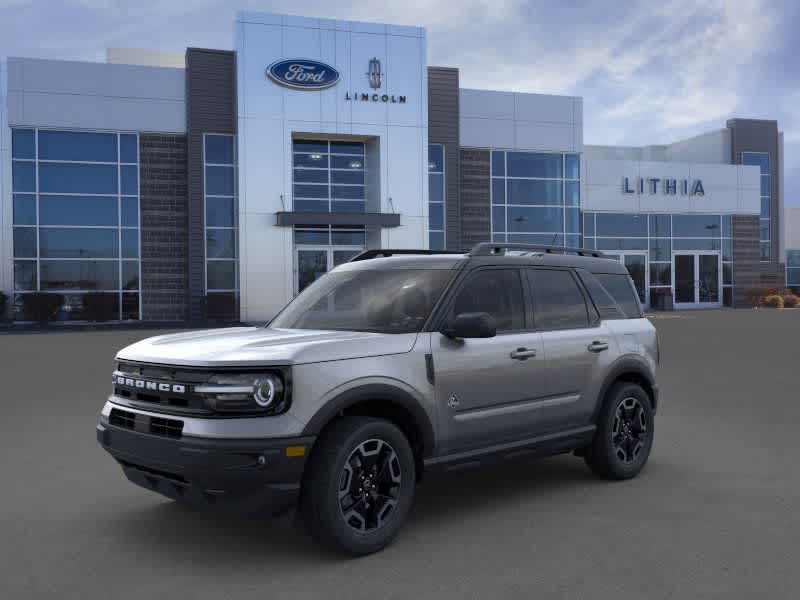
[447,393,460,409]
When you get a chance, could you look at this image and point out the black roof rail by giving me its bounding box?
[349,248,462,262]
[468,242,605,258]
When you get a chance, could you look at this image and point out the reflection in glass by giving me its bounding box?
[38,130,117,162]
[206,229,236,259]
[207,260,236,290]
[40,195,118,226]
[40,261,119,290]
[13,194,36,225]
[39,163,118,194]
[39,228,118,258]
[13,227,37,258]
[14,261,37,291]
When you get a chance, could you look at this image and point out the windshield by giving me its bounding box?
[270,268,454,333]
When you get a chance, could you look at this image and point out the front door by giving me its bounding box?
[604,252,648,308]
[432,268,548,454]
[672,252,721,309]
[295,247,362,294]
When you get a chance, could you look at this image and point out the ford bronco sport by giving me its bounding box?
[97,242,659,555]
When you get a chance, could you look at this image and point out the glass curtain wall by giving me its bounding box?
[787,250,800,291]
[11,128,140,320]
[428,144,445,249]
[204,134,238,315]
[292,140,365,212]
[583,212,734,307]
[491,151,580,247]
[741,152,770,261]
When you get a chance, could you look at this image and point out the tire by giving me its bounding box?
[300,417,416,555]
[584,382,654,480]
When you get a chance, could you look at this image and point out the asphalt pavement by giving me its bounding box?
[1,309,799,599]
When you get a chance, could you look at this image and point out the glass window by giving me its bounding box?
[509,233,565,245]
[14,261,37,291]
[760,175,770,197]
[120,165,138,195]
[759,220,770,241]
[13,194,36,225]
[121,229,138,258]
[206,197,235,227]
[673,214,720,237]
[332,230,366,245]
[565,154,580,180]
[595,213,647,237]
[596,238,647,251]
[650,263,671,286]
[491,151,505,177]
[122,261,139,290]
[428,145,444,172]
[39,163,118,194]
[507,179,562,205]
[38,131,117,162]
[40,260,119,290]
[294,183,329,199]
[761,197,770,219]
[206,166,235,196]
[760,242,770,262]
[721,215,732,237]
[205,135,234,164]
[207,260,237,290]
[293,140,328,154]
[583,213,595,237]
[565,208,580,233]
[121,198,138,227]
[507,206,563,233]
[429,173,444,203]
[39,228,118,258]
[295,200,329,212]
[649,214,671,237]
[451,269,525,332]
[332,185,364,200]
[741,152,769,174]
[206,229,236,258]
[330,141,364,155]
[565,181,580,206]
[294,229,329,245]
[594,273,642,318]
[12,161,36,192]
[507,152,562,178]
[649,238,671,261]
[332,201,365,213]
[120,135,138,163]
[331,170,364,185]
[528,269,589,330]
[673,238,721,251]
[294,168,328,184]
[13,228,37,258]
[292,152,328,169]
[122,293,140,320]
[492,179,505,205]
[12,129,35,159]
[331,156,363,170]
[722,238,732,262]
[723,263,732,285]
[577,270,625,320]
[40,195,118,226]
[787,251,800,268]
[429,202,444,231]
[429,232,444,250]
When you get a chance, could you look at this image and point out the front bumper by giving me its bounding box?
[97,407,315,516]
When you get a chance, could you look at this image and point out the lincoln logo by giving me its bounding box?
[266,59,341,90]
[115,376,186,394]
[367,57,382,89]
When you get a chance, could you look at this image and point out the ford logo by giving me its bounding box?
[267,59,340,90]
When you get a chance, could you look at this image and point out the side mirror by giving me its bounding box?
[442,312,497,339]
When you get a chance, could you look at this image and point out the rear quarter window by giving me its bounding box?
[593,273,643,318]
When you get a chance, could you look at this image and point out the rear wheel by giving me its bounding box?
[301,417,415,555]
[584,382,654,480]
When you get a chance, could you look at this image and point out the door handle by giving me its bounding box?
[510,347,537,360]
[588,340,609,352]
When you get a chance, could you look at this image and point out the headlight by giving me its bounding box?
[195,372,288,415]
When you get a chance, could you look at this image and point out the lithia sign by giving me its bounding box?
[267,57,407,103]
[623,177,705,196]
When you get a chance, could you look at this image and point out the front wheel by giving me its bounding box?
[584,382,654,480]
[300,417,415,555]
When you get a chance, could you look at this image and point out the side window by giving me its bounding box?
[450,269,525,332]
[527,269,590,330]
[594,273,643,318]
[577,270,626,320]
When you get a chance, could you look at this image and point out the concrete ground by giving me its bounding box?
[1,309,799,599]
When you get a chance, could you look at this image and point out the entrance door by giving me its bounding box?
[604,252,648,308]
[295,247,362,294]
[672,252,721,309]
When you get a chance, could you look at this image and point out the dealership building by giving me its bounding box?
[0,11,793,323]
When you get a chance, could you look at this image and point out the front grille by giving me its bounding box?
[149,416,184,438]
[113,362,210,414]
[108,407,184,439]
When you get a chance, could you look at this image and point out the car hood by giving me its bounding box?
[115,327,418,367]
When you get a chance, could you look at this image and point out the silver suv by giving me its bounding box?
[97,242,659,555]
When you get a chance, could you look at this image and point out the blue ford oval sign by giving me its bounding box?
[267,59,340,90]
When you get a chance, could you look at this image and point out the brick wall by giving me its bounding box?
[139,134,189,321]
[732,215,786,307]
[460,149,491,249]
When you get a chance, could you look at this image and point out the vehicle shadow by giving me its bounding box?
[99,454,613,564]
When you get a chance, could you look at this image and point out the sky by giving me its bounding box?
[1,0,798,204]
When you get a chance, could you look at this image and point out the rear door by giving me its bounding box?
[526,268,617,432]
[431,267,548,454]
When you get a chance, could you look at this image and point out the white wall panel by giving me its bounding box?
[514,121,574,152]
[460,89,514,120]
[460,117,514,149]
